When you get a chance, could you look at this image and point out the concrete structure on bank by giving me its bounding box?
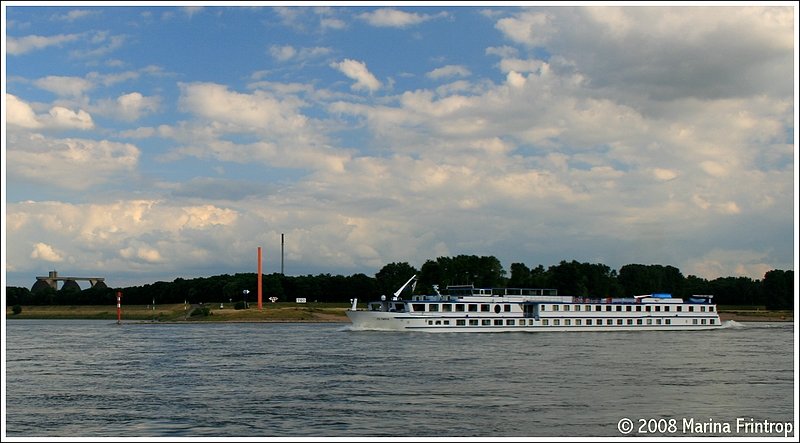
[32,271,106,293]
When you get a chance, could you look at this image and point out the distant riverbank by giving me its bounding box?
[5,304,793,323]
[5,303,351,322]
[717,309,793,322]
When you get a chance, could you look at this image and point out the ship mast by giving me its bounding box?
[393,275,417,300]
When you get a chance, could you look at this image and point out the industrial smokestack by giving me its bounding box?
[281,233,284,275]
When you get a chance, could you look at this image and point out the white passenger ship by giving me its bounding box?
[346,275,722,332]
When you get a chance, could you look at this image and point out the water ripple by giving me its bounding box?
[5,319,794,438]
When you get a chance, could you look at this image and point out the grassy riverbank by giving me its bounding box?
[717,307,793,322]
[5,303,793,323]
[5,303,352,322]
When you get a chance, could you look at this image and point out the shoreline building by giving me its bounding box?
[32,271,106,293]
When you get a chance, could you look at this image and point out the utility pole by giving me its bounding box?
[257,247,262,310]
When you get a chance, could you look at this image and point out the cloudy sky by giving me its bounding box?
[3,3,797,289]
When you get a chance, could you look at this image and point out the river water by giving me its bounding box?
[3,319,796,438]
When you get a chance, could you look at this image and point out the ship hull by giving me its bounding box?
[346,310,723,332]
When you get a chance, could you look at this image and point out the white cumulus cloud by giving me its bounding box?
[7,33,80,55]
[269,44,331,62]
[330,59,381,92]
[6,93,94,130]
[6,93,42,129]
[93,92,159,121]
[357,8,438,28]
[427,65,471,80]
[6,133,140,190]
[120,244,163,263]
[178,82,308,132]
[45,106,95,129]
[34,75,94,97]
[30,242,64,262]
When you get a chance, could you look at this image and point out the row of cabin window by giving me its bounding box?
[411,303,512,313]
[425,318,717,327]
[545,304,714,313]
[541,318,715,326]
[410,303,714,313]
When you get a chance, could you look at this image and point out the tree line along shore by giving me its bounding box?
[6,255,794,312]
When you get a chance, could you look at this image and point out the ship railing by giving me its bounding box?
[490,288,559,297]
[445,286,559,297]
[571,297,607,304]
[570,297,647,304]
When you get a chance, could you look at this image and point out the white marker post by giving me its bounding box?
[116,291,122,325]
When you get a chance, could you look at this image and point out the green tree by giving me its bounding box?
[683,275,711,298]
[222,282,238,303]
[81,285,114,304]
[264,273,285,301]
[5,287,31,306]
[508,262,532,287]
[618,264,686,297]
[529,265,549,288]
[708,276,759,305]
[30,286,56,305]
[548,260,589,297]
[376,262,418,297]
[346,273,378,301]
[429,255,505,288]
[417,259,443,294]
[762,269,793,310]
[475,255,506,287]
